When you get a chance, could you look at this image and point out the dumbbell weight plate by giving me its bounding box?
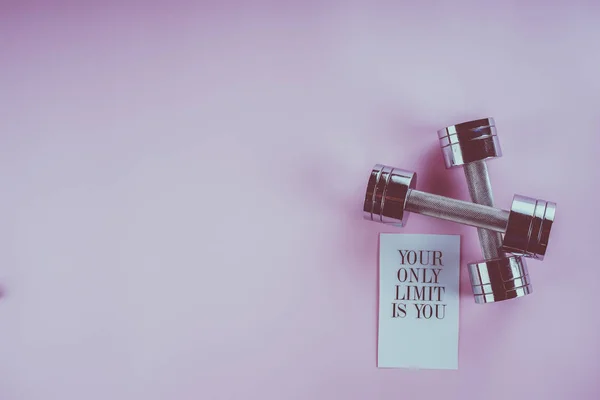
[437,117,502,168]
[502,195,556,261]
[469,255,532,304]
[363,164,416,227]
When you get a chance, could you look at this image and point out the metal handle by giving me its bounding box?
[463,161,506,259]
[404,189,509,232]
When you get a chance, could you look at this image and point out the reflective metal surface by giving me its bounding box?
[405,189,509,232]
[362,164,416,227]
[463,160,505,260]
[469,255,532,304]
[437,117,502,168]
[502,194,557,260]
[365,118,558,305]
[363,164,557,260]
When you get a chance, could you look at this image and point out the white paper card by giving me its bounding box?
[378,233,460,370]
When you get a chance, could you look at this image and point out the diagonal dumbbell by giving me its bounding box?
[437,117,534,303]
[362,164,556,303]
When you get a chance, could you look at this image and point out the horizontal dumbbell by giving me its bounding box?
[363,164,556,261]
[437,117,530,303]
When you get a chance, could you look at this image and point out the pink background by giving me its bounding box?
[1,1,599,399]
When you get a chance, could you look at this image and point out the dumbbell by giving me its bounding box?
[437,117,530,303]
[363,165,556,302]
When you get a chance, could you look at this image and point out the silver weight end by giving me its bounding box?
[469,255,532,304]
[437,117,502,169]
[502,195,557,260]
[363,164,416,227]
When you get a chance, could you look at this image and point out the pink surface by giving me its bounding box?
[1,2,599,399]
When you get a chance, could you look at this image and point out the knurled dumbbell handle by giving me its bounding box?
[463,161,505,260]
[404,189,510,232]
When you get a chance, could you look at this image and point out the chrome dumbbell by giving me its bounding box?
[437,117,530,303]
[363,164,557,303]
